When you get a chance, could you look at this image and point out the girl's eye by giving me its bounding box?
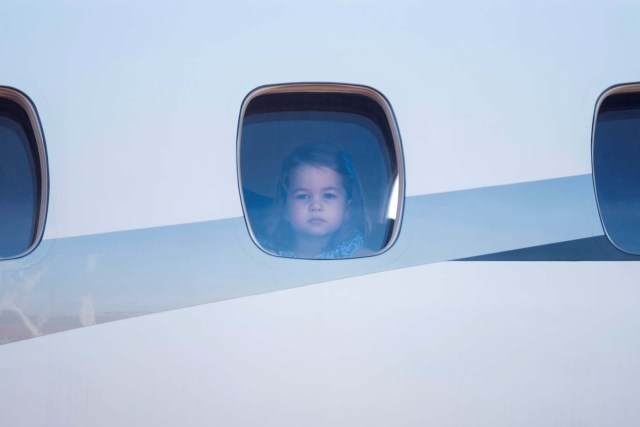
[323,193,337,200]
[295,194,310,200]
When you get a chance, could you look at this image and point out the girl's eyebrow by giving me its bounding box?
[290,186,343,193]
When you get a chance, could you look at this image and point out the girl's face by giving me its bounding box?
[286,164,348,238]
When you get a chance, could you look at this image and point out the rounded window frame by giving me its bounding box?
[236,83,405,259]
[0,86,49,260]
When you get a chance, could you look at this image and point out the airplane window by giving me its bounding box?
[238,84,404,259]
[593,84,640,255]
[0,90,48,259]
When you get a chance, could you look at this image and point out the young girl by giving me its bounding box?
[262,143,371,259]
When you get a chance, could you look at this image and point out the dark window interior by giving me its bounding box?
[0,98,43,258]
[594,91,640,253]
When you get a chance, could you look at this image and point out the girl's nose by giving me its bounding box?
[310,198,323,211]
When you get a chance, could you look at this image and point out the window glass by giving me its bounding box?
[0,94,46,259]
[239,86,403,259]
[593,90,640,254]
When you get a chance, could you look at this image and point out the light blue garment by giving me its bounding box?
[261,230,366,259]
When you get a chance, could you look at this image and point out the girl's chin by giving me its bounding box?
[296,231,334,239]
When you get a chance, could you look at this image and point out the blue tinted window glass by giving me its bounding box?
[594,105,640,253]
[241,109,398,259]
[0,115,38,257]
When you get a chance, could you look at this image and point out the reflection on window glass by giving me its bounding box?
[240,88,403,259]
[594,92,640,253]
[0,115,38,258]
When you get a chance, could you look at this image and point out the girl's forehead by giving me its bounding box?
[289,164,344,188]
